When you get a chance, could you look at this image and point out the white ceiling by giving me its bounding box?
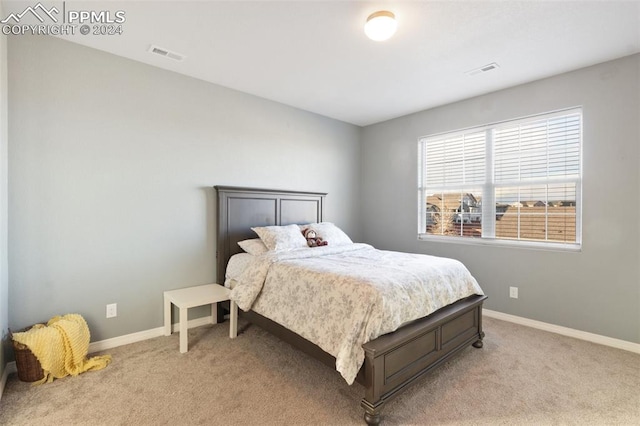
[4,0,640,126]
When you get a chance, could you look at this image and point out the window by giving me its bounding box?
[418,108,581,249]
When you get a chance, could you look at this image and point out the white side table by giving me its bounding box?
[164,283,238,353]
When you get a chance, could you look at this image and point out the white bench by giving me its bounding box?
[164,283,238,353]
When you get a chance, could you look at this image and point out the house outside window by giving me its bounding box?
[418,108,582,250]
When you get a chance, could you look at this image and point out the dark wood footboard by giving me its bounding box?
[239,294,486,425]
[359,294,487,425]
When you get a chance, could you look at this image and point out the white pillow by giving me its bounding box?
[237,239,268,256]
[305,222,353,246]
[251,224,308,251]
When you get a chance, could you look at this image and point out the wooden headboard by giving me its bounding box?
[215,186,326,284]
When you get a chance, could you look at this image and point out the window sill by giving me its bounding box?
[417,234,582,253]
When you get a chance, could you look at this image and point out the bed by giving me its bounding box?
[215,186,487,425]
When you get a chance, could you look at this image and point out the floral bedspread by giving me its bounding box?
[229,244,484,384]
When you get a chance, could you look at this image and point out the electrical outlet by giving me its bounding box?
[509,287,518,299]
[106,303,117,318]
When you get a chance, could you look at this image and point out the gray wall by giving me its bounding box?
[0,1,8,378]
[6,34,639,353]
[8,35,361,341]
[361,54,640,344]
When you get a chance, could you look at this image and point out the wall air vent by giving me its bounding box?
[465,62,500,76]
[148,45,185,62]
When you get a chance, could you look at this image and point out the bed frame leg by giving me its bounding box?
[363,411,381,425]
[362,400,382,425]
[472,331,486,348]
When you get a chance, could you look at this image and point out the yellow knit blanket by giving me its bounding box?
[12,314,111,384]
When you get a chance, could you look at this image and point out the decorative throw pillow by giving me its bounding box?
[237,239,269,256]
[251,224,309,251]
[306,222,353,246]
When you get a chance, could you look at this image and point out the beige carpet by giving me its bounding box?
[1,317,638,425]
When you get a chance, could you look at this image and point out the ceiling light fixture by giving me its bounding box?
[364,11,397,42]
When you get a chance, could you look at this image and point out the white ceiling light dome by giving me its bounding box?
[364,11,397,41]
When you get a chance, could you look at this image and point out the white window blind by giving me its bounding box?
[418,108,582,248]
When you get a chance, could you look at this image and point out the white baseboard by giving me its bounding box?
[4,310,637,401]
[0,363,13,399]
[89,315,214,353]
[483,309,640,354]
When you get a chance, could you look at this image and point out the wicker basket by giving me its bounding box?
[11,325,45,382]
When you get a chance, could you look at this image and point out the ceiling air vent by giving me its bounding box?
[148,45,185,62]
[465,62,499,76]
